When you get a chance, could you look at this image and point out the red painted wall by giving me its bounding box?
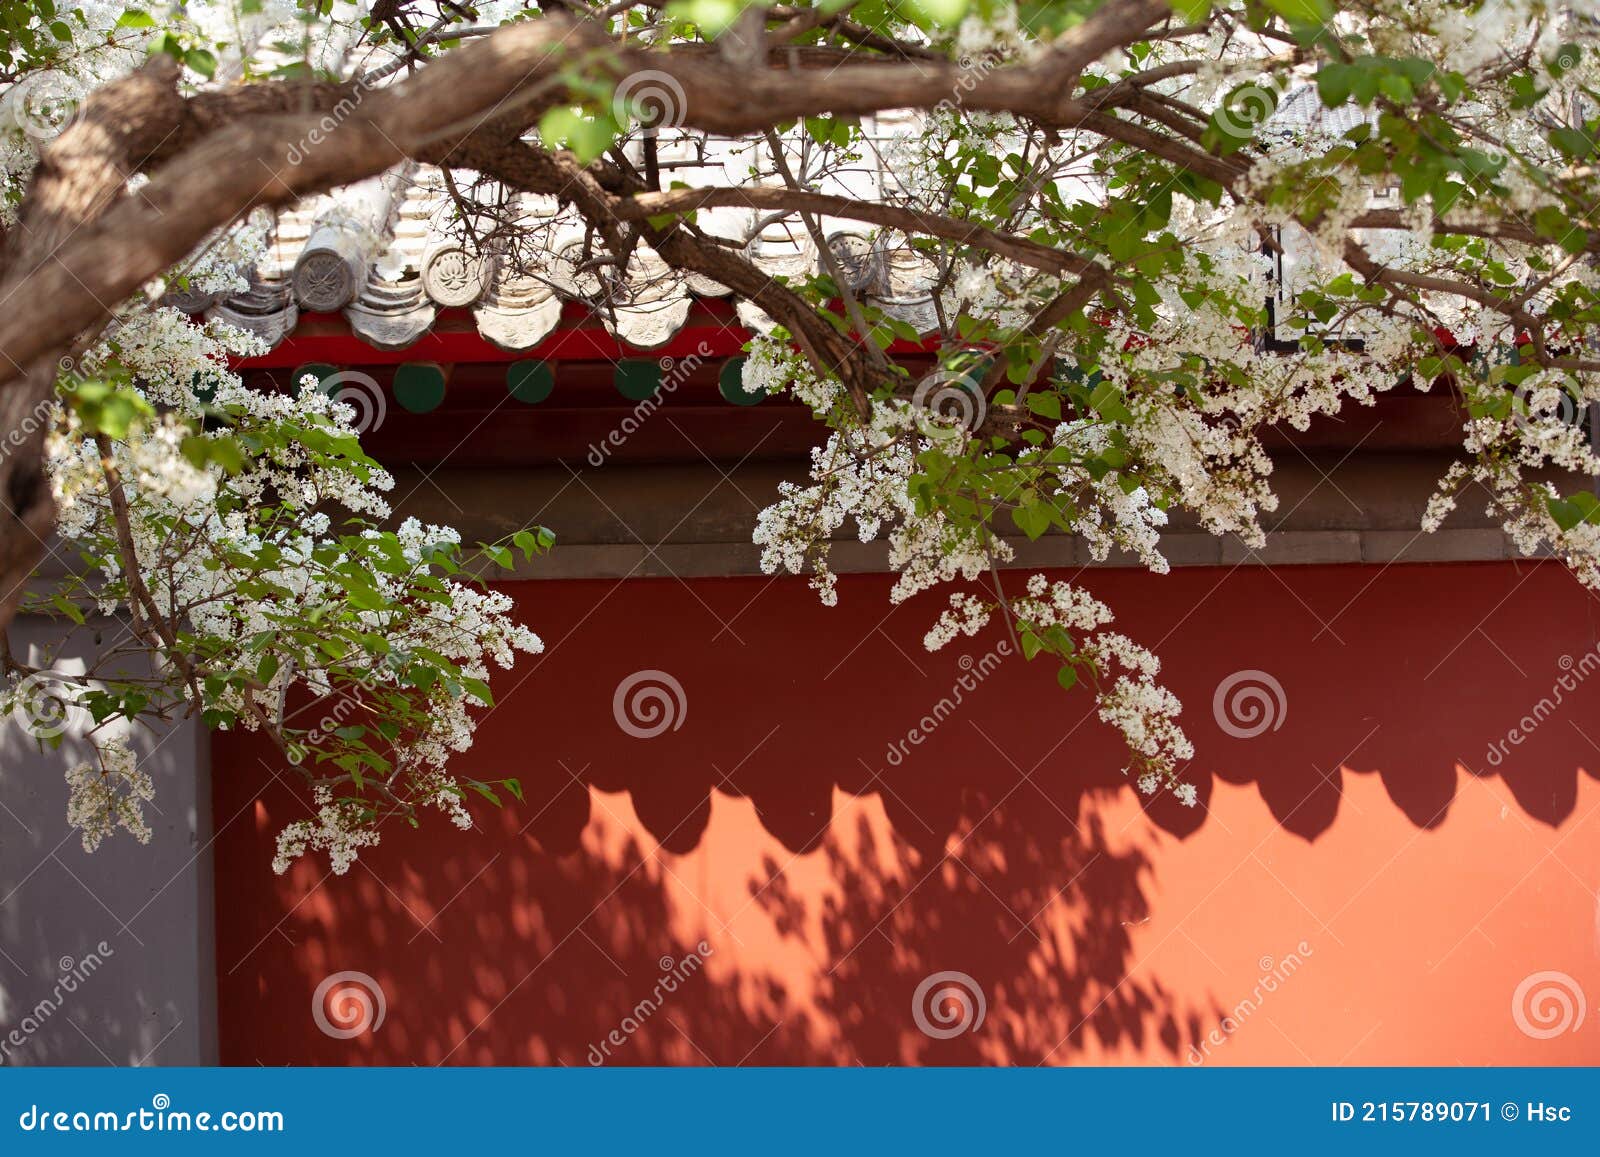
[213,562,1600,1065]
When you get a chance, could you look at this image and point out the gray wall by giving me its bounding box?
[0,616,215,1066]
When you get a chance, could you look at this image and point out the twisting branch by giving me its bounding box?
[613,185,1101,278]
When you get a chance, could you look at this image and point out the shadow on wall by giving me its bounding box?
[212,562,1600,1066]
[216,756,1192,1065]
[0,620,213,1067]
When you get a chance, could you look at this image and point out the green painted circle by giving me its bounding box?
[507,360,554,404]
[392,363,446,414]
[614,360,662,402]
[292,363,338,392]
[720,357,763,405]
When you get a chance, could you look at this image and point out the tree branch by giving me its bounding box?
[614,185,1100,278]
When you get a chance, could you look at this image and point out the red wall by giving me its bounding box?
[213,562,1600,1065]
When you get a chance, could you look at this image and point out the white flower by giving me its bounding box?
[65,738,153,853]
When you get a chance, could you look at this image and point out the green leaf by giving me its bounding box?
[1550,126,1594,161]
[1549,491,1600,532]
[462,676,494,706]
[1088,380,1135,423]
[1316,63,1354,107]
[1264,0,1331,25]
[1377,74,1413,104]
[664,0,748,36]
[116,9,157,28]
[1026,391,1062,420]
[539,106,619,166]
[1011,502,1053,540]
[1507,73,1547,110]
[903,0,969,26]
[511,529,546,559]
[185,48,217,79]
[464,779,503,806]
[804,115,853,148]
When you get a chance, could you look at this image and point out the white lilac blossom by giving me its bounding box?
[36,273,544,872]
[63,738,153,853]
[753,396,1005,608]
[271,786,381,876]
[926,576,1196,800]
[742,334,842,413]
